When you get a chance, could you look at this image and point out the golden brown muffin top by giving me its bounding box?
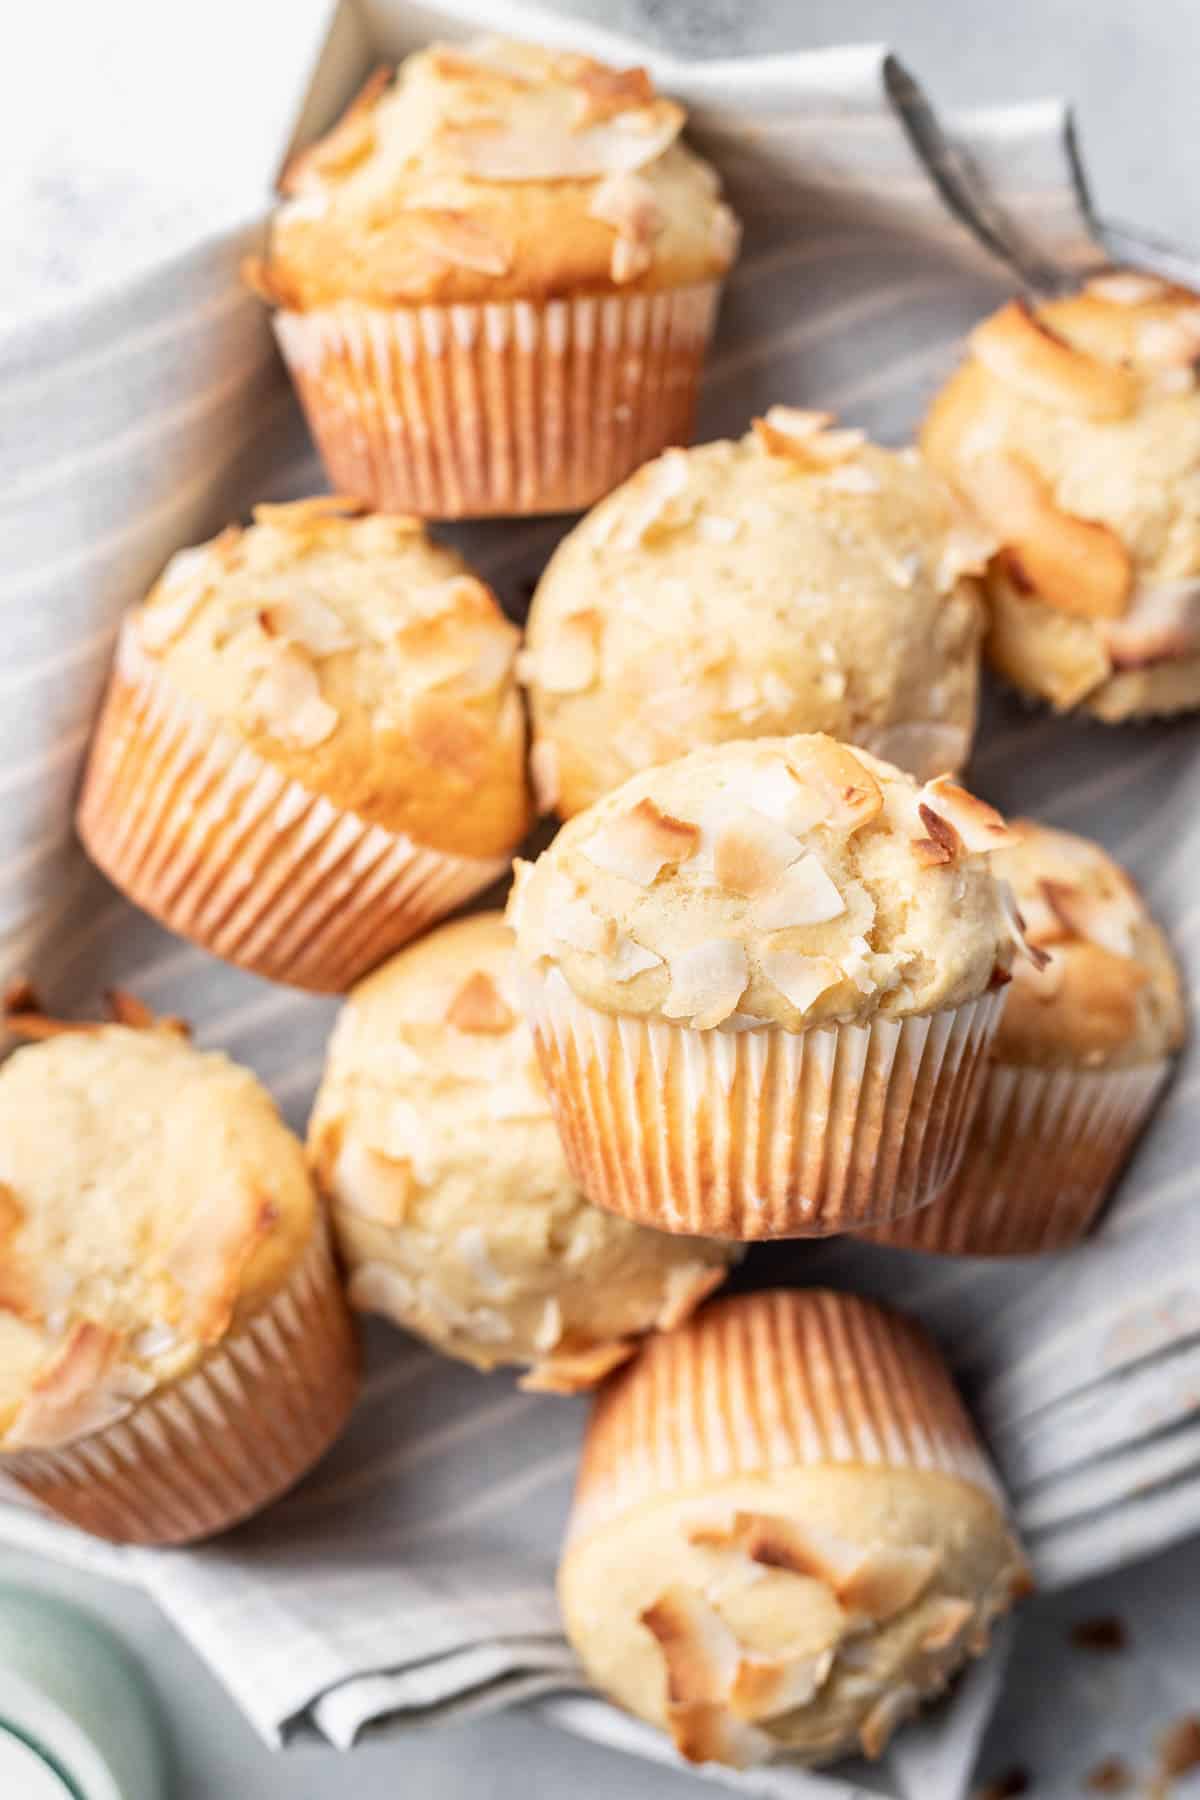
[309,913,735,1386]
[249,39,739,310]
[521,416,989,816]
[993,819,1185,1069]
[129,497,529,857]
[0,1024,316,1451]
[922,274,1200,705]
[511,735,1029,1032]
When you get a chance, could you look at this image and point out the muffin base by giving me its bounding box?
[0,1225,359,1545]
[864,1058,1170,1256]
[273,284,722,519]
[521,970,1003,1239]
[568,1288,1006,1543]
[77,624,509,992]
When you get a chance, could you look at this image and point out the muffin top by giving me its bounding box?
[0,1025,316,1452]
[521,416,989,816]
[510,736,1025,1032]
[993,820,1185,1069]
[559,1292,1027,1768]
[129,497,529,856]
[249,38,739,310]
[309,913,734,1387]
[921,275,1200,702]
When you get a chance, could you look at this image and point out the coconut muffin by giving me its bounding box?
[559,1289,1029,1770]
[246,39,739,517]
[873,820,1185,1255]
[0,1010,358,1544]
[309,913,735,1388]
[922,273,1200,719]
[521,413,989,817]
[510,734,1031,1238]
[77,497,529,991]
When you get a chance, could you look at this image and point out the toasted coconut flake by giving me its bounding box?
[251,495,366,528]
[825,462,880,493]
[698,513,741,546]
[519,1338,635,1393]
[0,1181,23,1249]
[750,853,845,929]
[1085,271,1172,306]
[960,451,1131,620]
[6,1321,126,1450]
[970,299,1136,419]
[529,738,560,814]
[663,939,747,1029]
[401,209,511,275]
[859,1683,920,1759]
[279,67,391,193]
[919,777,1015,853]
[705,1512,864,1587]
[640,1586,740,1705]
[729,1648,835,1723]
[605,934,664,981]
[582,797,699,887]
[589,171,661,284]
[759,947,841,1014]
[919,1596,975,1652]
[711,813,802,897]
[259,594,356,657]
[140,547,219,650]
[840,1544,939,1622]
[441,96,683,182]
[3,1012,102,1041]
[656,1262,729,1332]
[806,741,884,832]
[666,1702,773,1768]
[753,408,865,467]
[348,1260,417,1321]
[572,61,656,124]
[246,644,339,749]
[531,610,602,694]
[1038,878,1135,958]
[546,883,615,956]
[1101,577,1200,668]
[997,878,1051,971]
[752,411,826,458]
[331,1137,415,1224]
[1135,313,1200,367]
[453,1225,512,1298]
[912,805,959,868]
[610,447,693,548]
[446,969,516,1034]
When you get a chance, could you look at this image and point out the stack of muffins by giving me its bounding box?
[2,34,1194,1777]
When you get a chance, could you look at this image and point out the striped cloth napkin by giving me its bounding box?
[2,13,1199,1796]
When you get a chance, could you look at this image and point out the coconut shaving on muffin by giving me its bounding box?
[922,272,1200,718]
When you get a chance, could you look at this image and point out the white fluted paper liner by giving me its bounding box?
[272,284,722,519]
[568,1290,1007,1546]
[869,1058,1171,1256]
[76,622,509,992]
[0,1223,359,1545]
[521,968,1004,1239]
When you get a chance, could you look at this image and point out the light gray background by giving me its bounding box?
[4,1,1200,1794]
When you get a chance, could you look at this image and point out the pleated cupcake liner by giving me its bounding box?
[521,968,1004,1239]
[866,1058,1170,1256]
[76,623,509,992]
[568,1288,1006,1545]
[1,1223,360,1546]
[272,283,722,519]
